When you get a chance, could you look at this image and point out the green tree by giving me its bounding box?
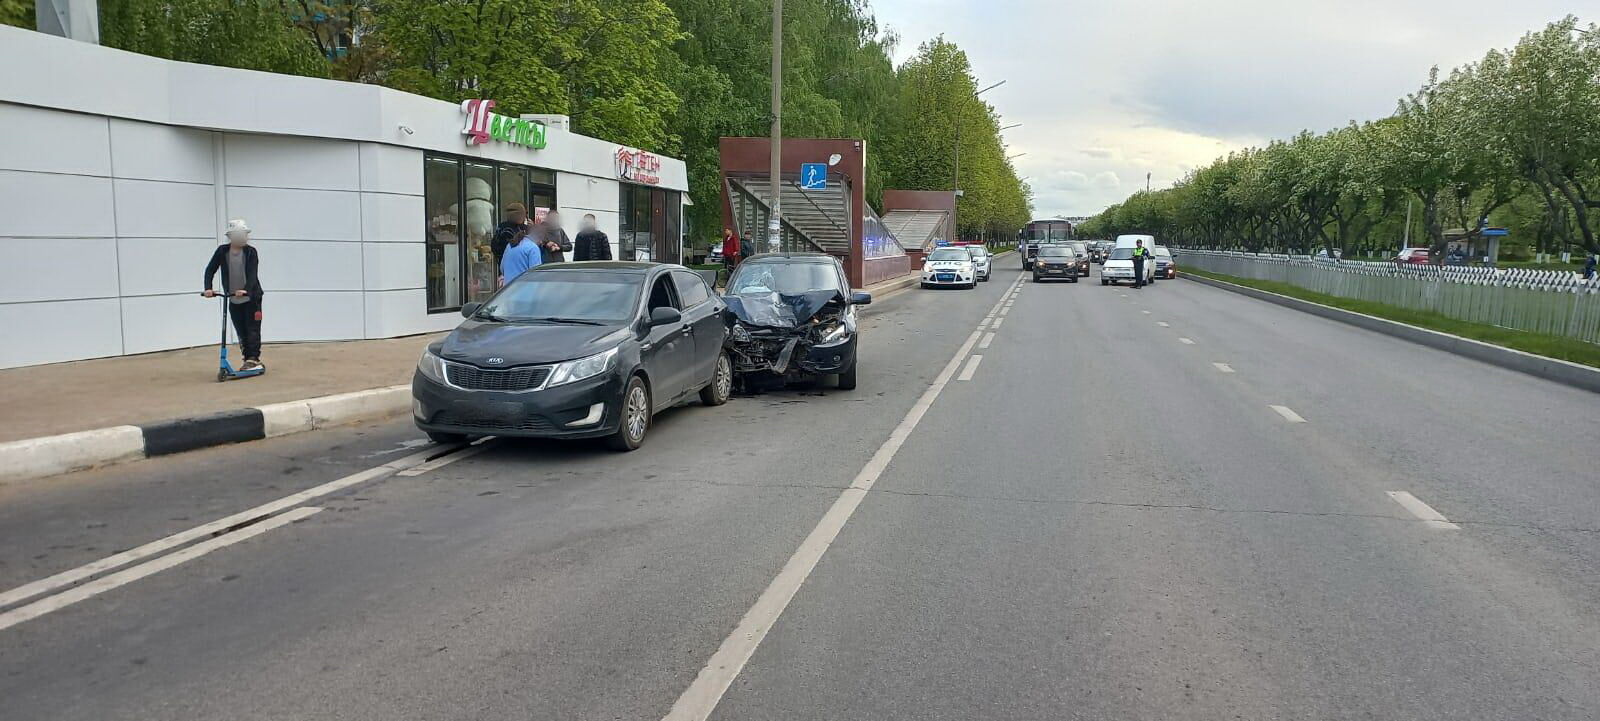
[98,0,328,77]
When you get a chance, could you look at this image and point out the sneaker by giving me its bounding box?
[241,360,264,371]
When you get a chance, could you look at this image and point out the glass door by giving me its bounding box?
[463,162,499,302]
[424,157,462,311]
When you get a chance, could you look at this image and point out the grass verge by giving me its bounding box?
[1183,267,1600,370]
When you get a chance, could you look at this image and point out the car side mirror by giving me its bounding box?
[461,302,481,318]
[850,291,873,305]
[648,307,682,327]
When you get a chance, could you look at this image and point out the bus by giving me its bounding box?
[1018,219,1073,269]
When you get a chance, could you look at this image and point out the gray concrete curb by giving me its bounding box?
[0,385,410,484]
[1183,274,1600,394]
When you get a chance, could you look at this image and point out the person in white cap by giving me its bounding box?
[202,219,265,370]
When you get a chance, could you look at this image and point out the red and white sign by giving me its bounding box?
[461,99,496,145]
[615,147,661,185]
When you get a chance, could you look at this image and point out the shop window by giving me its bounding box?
[424,157,462,311]
[424,154,558,313]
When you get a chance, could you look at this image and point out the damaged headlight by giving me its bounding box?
[815,306,855,345]
[818,321,847,343]
[731,323,753,343]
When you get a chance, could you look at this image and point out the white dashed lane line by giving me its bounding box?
[1157,321,1170,327]
[979,332,995,349]
[1213,363,1235,373]
[1386,491,1460,530]
[1270,405,1307,423]
[991,317,1005,329]
[1179,337,1195,345]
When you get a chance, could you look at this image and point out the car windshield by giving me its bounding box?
[1155,248,1172,258]
[1039,247,1072,257]
[1109,247,1136,260]
[928,249,971,261]
[476,271,640,323]
[729,261,842,295]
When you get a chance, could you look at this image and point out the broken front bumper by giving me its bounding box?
[727,330,857,377]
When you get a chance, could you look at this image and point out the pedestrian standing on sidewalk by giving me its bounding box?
[722,228,741,271]
[1584,252,1597,280]
[202,219,265,370]
[492,202,532,269]
[501,225,542,285]
[538,210,573,264]
[573,214,612,261]
[739,231,755,262]
[1131,239,1149,289]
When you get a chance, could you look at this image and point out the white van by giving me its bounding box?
[1101,234,1157,286]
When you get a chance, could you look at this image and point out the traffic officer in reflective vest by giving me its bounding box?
[1132,239,1149,289]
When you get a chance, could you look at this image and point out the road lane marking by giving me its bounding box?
[998,306,1009,317]
[979,332,996,349]
[397,438,497,477]
[1141,310,1151,315]
[1179,337,1195,345]
[1120,294,1128,298]
[0,443,460,611]
[662,328,986,721]
[991,317,1005,329]
[977,318,990,329]
[1156,321,1170,327]
[1386,491,1460,530]
[1270,405,1307,423]
[958,355,984,381]
[1213,363,1235,373]
[0,507,324,632]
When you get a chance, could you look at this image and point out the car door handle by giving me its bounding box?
[681,324,694,335]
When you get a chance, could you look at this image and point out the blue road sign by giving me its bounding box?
[800,162,827,190]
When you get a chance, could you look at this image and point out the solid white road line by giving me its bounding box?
[958,355,984,381]
[1213,363,1235,373]
[0,443,453,610]
[1386,491,1460,530]
[1270,405,1307,423]
[1179,337,1196,345]
[661,329,985,721]
[977,318,991,329]
[979,332,996,349]
[0,507,324,632]
[1157,321,1170,327]
[397,438,496,477]
[991,317,1005,329]
[998,306,1009,317]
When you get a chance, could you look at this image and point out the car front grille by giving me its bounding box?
[432,412,556,433]
[444,362,552,391]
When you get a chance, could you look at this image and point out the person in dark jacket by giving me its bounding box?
[202,219,265,370]
[573,213,612,261]
[538,210,573,263]
[1585,253,1597,280]
[739,232,755,261]
[491,202,532,269]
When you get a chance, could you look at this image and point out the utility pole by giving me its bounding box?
[766,0,784,253]
[1146,172,1151,192]
[1403,198,1413,250]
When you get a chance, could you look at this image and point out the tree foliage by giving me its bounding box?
[1080,16,1600,260]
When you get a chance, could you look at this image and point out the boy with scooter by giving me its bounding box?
[203,219,265,375]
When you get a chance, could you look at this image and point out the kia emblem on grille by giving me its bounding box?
[487,357,504,365]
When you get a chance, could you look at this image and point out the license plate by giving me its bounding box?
[936,274,954,282]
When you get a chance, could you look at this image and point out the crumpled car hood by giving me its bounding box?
[725,289,842,328]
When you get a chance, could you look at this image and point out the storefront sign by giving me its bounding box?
[460,99,548,150]
[615,147,661,185]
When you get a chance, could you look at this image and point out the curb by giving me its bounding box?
[1183,274,1600,394]
[0,385,410,484]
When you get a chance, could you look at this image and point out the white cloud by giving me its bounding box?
[1092,171,1121,190]
[874,0,1577,215]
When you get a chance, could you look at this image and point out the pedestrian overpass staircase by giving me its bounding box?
[726,174,852,255]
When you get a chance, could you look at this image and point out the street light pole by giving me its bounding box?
[767,0,784,252]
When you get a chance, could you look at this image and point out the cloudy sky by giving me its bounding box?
[870,0,1582,217]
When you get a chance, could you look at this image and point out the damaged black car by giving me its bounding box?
[722,253,872,391]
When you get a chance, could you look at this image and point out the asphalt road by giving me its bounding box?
[3,264,1598,720]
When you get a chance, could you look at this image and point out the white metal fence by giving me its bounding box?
[1176,250,1600,344]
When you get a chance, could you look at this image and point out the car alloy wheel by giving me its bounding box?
[700,352,732,406]
[608,376,651,451]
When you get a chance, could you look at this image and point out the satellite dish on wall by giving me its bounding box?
[828,154,842,166]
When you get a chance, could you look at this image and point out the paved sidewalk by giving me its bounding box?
[0,333,444,443]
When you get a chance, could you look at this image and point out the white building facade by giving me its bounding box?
[0,26,689,369]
